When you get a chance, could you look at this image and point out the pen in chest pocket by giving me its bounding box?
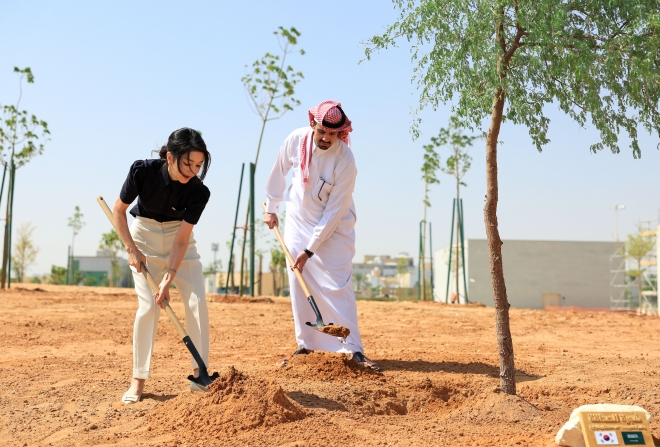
[318,179,326,201]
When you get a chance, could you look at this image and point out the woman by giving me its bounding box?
[112,127,212,404]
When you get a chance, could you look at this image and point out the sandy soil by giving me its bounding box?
[1,284,660,447]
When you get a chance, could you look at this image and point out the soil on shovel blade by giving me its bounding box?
[318,324,350,338]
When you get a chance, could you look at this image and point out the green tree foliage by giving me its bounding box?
[99,229,123,287]
[242,26,305,169]
[49,265,67,285]
[11,222,38,283]
[366,0,660,395]
[0,68,50,168]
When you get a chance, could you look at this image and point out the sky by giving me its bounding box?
[0,1,658,277]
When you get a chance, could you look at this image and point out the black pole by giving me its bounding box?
[7,162,15,288]
[417,220,422,300]
[429,222,434,301]
[459,198,469,303]
[445,199,456,303]
[0,164,7,213]
[225,163,245,293]
[249,162,255,297]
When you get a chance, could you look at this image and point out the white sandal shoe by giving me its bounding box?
[189,381,208,392]
[121,387,143,404]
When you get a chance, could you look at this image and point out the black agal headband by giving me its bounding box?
[321,106,347,129]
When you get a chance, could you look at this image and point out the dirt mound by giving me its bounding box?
[280,351,381,381]
[448,389,541,424]
[210,293,274,304]
[318,324,350,338]
[144,367,305,440]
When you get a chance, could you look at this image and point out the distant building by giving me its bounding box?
[353,253,416,291]
[74,250,131,287]
[434,239,621,309]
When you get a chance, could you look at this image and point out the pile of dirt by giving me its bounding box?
[144,367,305,441]
[318,324,350,338]
[209,293,274,304]
[280,351,381,381]
[447,388,542,424]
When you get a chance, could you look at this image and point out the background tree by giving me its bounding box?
[0,67,50,288]
[622,231,656,311]
[99,229,122,287]
[353,272,364,295]
[420,142,441,300]
[366,0,660,394]
[68,206,85,285]
[269,247,287,296]
[429,117,481,303]
[49,265,67,285]
[237,27,304,295]
[11,222,38,283]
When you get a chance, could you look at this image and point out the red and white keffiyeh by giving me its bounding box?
[300,100,353,186]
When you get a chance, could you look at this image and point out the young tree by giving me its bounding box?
[269,247,286,296]
[0,67,50,288]
[68,206,85,285]
[353,272,365,294]
[420,142,441,300]
[99,229,122,287]
[366,1,660,394]
[622,231,656,310]
[429,117,481,302]
[238,27,305,295]
[11,222,38,283]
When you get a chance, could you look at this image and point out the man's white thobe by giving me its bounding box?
[265,126,364,354]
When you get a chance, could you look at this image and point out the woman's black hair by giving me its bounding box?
[157,127,211,181]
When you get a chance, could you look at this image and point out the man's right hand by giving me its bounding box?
[264,212,279,229]
[127,246,147,272]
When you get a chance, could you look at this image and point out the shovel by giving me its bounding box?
[262,203,350,340]
[97,196,219,391]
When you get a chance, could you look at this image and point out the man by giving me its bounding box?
[264,100,378,370]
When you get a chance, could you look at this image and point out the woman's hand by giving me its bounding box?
[153,277,171,306]
[127,246,147,272]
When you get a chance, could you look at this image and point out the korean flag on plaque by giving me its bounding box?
[595,431,620,445]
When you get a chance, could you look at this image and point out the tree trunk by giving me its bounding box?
[485,88,516,395]
[229,254,235,292]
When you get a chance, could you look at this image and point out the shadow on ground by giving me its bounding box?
[377,359,542,382]
[288,391,348,412]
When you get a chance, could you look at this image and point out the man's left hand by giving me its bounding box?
[292,251,310,273]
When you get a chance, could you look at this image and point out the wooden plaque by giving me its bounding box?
[579,411,652,446]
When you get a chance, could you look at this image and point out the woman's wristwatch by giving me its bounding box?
[304,249,314,258]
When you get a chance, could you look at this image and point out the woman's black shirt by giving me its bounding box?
[119,159,210,225]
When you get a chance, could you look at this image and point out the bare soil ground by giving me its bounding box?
[1,284,660,447]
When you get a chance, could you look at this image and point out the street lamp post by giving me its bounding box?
[211,243,219,292]
[614,204,625,242]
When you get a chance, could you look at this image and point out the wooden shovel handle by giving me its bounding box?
[96,196,188,339]
[262,203,312,297]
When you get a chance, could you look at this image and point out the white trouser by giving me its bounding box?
[129,216,209,380]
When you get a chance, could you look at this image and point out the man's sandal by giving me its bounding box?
[121,386,142,405]
[281,347,312,368]
[351,352,380,371]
